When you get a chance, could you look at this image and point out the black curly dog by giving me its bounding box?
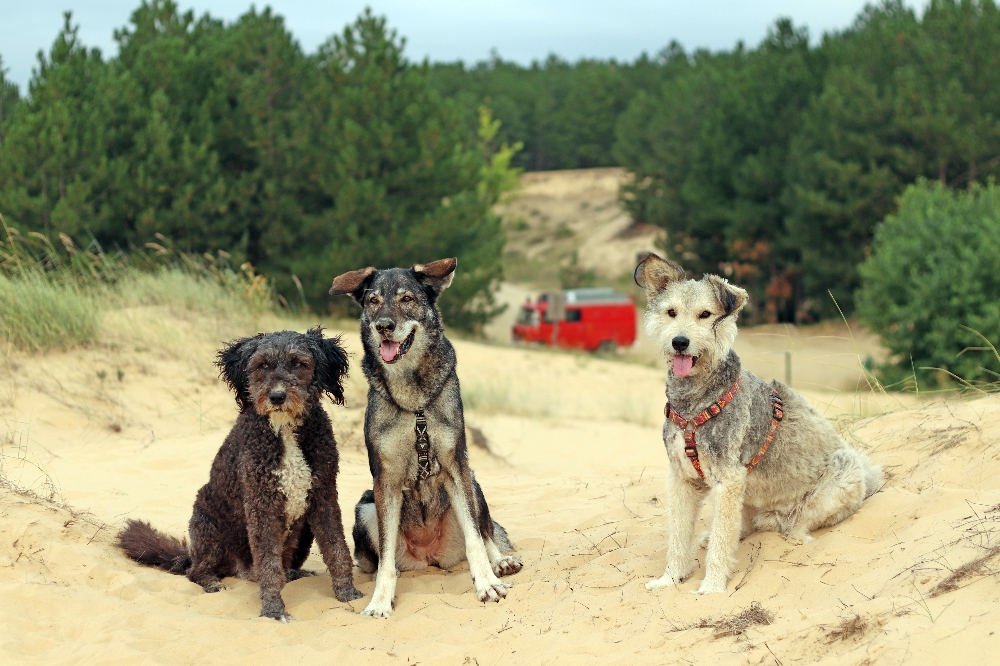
[117,327,363,621]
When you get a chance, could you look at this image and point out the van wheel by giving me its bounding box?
[596,340,617,354]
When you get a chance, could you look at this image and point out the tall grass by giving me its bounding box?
[0,215,274,353]
[0,275,100,352]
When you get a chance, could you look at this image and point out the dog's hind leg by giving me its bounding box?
[486,521,522,577]
[285,522,317,580]
[647,469,708,591]
[352,490,380,575]
[785,449,868,545]
[186,506,230,593]
[362,482,404,618]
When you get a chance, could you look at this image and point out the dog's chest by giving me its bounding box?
[381,370,427,413]
[374,409,447,481]
[273,423,312,526]
[664,422,716,481]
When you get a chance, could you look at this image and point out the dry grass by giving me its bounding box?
[685,601,775,639]
[930,546,1000,597]
[825,613,885,643]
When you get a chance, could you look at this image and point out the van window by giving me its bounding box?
[517,306,539,326]
[564,309,582,323]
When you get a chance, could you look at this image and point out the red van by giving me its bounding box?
[511,288,637,352]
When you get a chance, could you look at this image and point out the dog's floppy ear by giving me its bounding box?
[634,253,686,298]
[705,274,749,320]
[306,326,348,405]
[412,257,457,297]
[329,266,376,304]
[216,334,262,410]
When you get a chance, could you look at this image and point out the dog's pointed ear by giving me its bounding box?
[412,257,457,297]
[306,326,348,405]
[634,253,686,298]
[216,335,261,410]
[329,266,376,304]
[705,274,749,320]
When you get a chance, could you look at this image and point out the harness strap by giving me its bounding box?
[665,378,742,479]
[747,390,784,473]
[664,378,784,478]
[414,410,433,481]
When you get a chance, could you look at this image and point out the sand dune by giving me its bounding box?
[2,308,999,665]
[497,167,663,288]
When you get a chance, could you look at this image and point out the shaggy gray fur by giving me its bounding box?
[636,253,883,595]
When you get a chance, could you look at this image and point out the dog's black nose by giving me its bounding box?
[269,390,287,405]
[672,336,690,352]
[374,318,395,335]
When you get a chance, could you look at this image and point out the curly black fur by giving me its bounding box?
[117,518,191,573]
[117,327,362,621]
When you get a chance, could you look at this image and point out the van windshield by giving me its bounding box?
[517,306,539,326]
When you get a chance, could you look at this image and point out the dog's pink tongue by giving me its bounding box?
[380,340,400,362]
[673,354,694,377]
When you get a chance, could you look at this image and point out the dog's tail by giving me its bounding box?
[862,458,885,499]
[117,518,192,574]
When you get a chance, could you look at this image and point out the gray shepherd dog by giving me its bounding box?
[635,254,883,595]
[330,257,522,618]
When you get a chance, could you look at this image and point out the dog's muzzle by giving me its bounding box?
[379,327,416,364]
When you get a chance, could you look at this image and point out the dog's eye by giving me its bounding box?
[400,295,413,303]
[699,310,712,319]
[293,361,304,369]
[259,362,270,370]
[667,309,676,318]
[368,296,380,306]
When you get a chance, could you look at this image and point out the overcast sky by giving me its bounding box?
[1,1,920,93]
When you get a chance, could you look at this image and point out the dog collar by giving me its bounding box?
[664,378,784,478]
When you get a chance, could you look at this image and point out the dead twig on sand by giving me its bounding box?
[731,542,761,594]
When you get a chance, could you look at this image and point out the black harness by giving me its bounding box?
[414,410,434,481]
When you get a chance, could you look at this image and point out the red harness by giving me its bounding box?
[664,377,784,479]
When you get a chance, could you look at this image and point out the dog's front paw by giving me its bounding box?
[201,580,226,593]
[492,555,522,577]
[260,598,292,623]
[334,583,364,602]
[475,574,510,603]
[785,532,814,546]
[693,579,728,595]
[287,568,318,581]
[645,574,680,591]
[360,600,394,618]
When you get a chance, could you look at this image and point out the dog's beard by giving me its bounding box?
[268,409,300,433]
[378,324,417,364]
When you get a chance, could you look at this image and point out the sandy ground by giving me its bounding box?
[2,306,999,665]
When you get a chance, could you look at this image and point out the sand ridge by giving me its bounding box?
[2,309,999,665]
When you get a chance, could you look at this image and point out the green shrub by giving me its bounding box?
[856,180,1000,386]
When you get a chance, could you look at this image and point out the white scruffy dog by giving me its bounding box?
[636,254,883,595]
